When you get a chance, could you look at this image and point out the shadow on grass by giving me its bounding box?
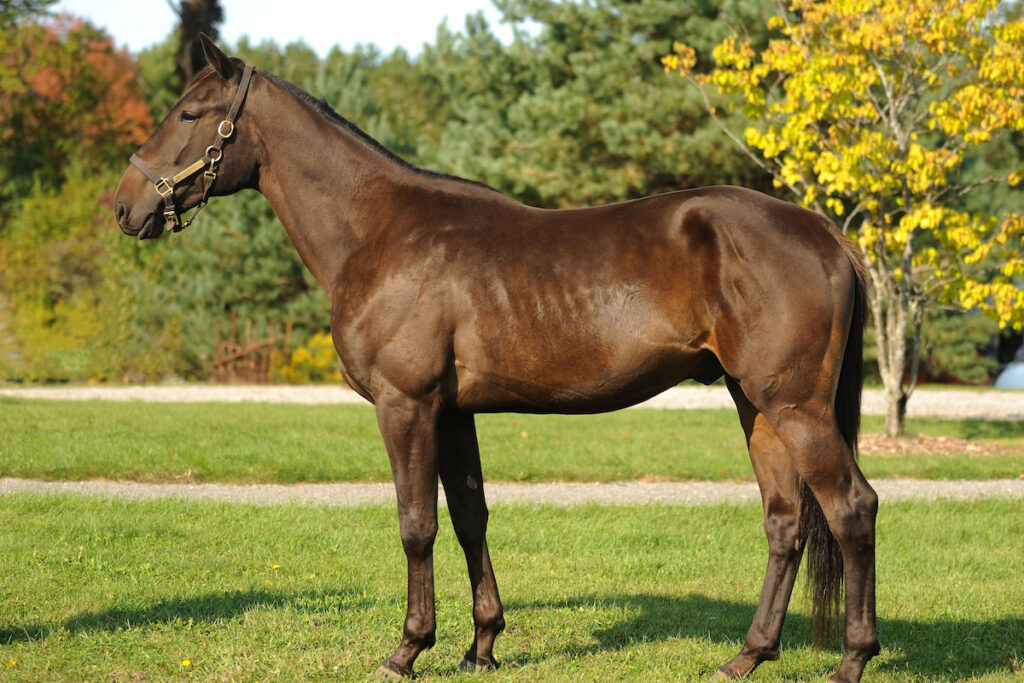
[3,590,1020,679]
[504,593,1023,680]
[0,587,389,646]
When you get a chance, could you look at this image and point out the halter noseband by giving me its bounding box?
[130,63,254,232]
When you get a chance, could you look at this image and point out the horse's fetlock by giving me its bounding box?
[474,602,504,630]
[478,614,505,637]
[843,633,880,659]
[741,631,781,661]
[403,622,436,650]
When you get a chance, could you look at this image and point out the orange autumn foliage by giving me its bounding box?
[0,14,153,191]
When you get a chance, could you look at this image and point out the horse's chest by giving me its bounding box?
[331,306,453,403]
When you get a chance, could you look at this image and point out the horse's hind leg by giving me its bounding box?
[437,411,505,670]
[716,377,806,680]
[761,401,879,683]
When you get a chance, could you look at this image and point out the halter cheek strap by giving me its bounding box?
[130,63,254,232]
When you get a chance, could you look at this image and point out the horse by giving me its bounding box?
[114,35,878,682]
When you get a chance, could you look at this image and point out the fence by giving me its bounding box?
[209,314,292,383]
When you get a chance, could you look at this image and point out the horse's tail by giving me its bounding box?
[801,236,866,644]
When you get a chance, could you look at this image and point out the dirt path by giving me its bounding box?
[3,383,1024,419]
[3,477,1022,507]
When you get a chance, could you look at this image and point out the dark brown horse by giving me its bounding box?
[114,36,878,682]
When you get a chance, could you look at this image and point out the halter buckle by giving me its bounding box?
[154,178,174,197]
[163,207,180,227]
[217,120,235,138]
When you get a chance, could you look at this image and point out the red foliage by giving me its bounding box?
[0,13,154,184]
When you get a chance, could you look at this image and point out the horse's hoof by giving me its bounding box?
[459,655,499,672]
[372,661,412,679]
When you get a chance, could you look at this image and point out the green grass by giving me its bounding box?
[0,494,1021,681]
[2,397,1023,483]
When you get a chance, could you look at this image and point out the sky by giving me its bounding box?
[53,0,521,56]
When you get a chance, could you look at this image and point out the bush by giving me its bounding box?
[270,332,342,384]
[0,163,181,382]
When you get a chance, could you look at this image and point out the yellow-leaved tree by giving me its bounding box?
[664,0,1024,436]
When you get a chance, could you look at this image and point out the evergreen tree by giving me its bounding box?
[0,0,56,29]
[170,0,224,89]
[420,0,777,208]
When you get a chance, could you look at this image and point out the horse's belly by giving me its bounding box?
[452,343,711,414]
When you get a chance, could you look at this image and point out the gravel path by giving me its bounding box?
[3,383,1024,420]
[3,477,1023,507]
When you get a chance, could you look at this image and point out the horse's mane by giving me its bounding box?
[258,69,497,193]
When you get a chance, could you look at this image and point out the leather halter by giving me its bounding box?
[129,63,254,232]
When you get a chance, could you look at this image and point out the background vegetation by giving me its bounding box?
[0,0,1020,384]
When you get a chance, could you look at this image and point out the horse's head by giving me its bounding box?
[114,35,258,239]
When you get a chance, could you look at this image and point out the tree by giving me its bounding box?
[664,0,1024,436]
[169,0,224,89]
[155,190,330,377]
[136,34,181,119]
[0,14,153,208]
[996,0,1024,22]
[0,162,179,382]
[421,0,778,208]
[0,0,56,29]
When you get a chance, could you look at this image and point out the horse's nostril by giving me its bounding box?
[115,198,126,222]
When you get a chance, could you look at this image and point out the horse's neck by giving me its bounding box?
[250,80,414,293]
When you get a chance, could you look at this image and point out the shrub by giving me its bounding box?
[270,332,342,384]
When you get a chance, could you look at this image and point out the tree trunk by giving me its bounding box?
[883,381,908,438]
[868,265,912,437]
[170,0,224,91]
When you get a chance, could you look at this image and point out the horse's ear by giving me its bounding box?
[199,33,235,79]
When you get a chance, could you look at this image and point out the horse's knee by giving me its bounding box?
[399,514,438,558]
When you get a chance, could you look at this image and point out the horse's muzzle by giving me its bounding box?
[114,196,163,240]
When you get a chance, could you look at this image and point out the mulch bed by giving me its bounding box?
[859,433,1008,457]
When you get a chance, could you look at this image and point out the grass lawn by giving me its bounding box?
[1,397,1023,483]
[0,495,1021,681]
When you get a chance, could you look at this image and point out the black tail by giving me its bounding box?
[801,238,866,644]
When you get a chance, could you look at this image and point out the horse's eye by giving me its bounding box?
[180,111,199,123]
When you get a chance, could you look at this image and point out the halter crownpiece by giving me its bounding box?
[130,63,254,232]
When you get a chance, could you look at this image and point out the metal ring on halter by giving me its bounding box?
[206,146,223,162]
[217,120,235,138]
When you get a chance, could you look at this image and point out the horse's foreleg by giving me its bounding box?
[374,393,441,679]
[437,411,505,671]
[768,408,879,683]
[716,379,805,680]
